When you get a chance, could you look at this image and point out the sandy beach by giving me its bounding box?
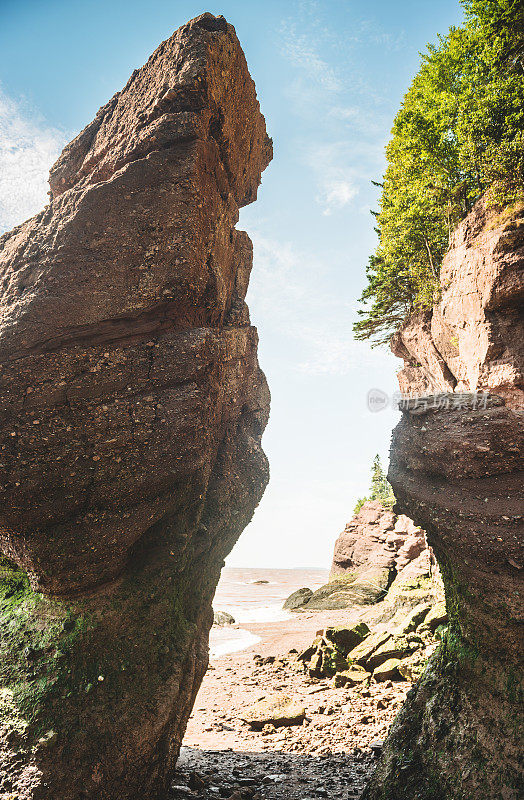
[172,609,410,799]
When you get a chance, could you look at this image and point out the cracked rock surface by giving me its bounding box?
[0,13,271,799]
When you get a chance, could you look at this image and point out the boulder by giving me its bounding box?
[303,576,355,610]
[366,635,417,672]
[422,603,448,632]
[283,587,313,610]
[307,649,325,677]
[306,572,391,610]
[296,643,318,663]
[396,603,432,634]
[0,14,271,800]
[241,696,306,729]
[397,650,433,682]
[382,555,435,610]
[348,630,392,668]
[308,640,349,678]
[372,658,402,682]
[322,623,370,654]
[332,668,371,688]
[296,608,440,685]
[214,611,236,626]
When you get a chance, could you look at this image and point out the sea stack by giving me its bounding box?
[364,200,524,800]
[0,13,271,799]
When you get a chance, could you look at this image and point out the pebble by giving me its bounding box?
[174,648,412,800]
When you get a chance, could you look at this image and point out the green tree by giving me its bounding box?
[353,454,395,514]
[354,0,524,346]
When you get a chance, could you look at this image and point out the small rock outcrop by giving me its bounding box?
[305,501,432,610]
[0,14,271,799]
[282,587,313,610]
[365,201,523,800]
[295,610,444,685]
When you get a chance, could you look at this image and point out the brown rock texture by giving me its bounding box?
[331,500,427,583]
[304,502,432,611]
[364,201,524,800]
[0,13,271,799]
[391,200,524,408]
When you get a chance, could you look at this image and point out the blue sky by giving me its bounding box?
[0,0,463,568]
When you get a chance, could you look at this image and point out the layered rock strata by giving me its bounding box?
[365,202,524,800]
[0,13,271,799]
[331,500,429,583]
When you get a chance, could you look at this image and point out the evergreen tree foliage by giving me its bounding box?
[355,0,524,345]
[353,454,395,514]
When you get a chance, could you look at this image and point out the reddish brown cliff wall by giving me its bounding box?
[0,14,271,799]
[364,201,523,800]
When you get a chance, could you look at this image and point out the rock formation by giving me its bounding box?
[304,501,432,610]
[391,201,523,409]
[331,501,428,582]
[0,13,271,799]
[295,604,447,685]
[364,200,523,800]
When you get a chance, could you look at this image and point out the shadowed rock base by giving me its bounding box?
[363,398,523,800]
[0,13,271,799]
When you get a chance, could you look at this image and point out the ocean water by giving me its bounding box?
[210,567,329,658]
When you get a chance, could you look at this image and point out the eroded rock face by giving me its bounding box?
[304,501,432,610]
[391,201,524,408]
[331,500,427,583]
[0,13,271,799]
[365,203,524,800]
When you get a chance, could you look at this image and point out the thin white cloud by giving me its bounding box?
[247,233,391,376]
[352,20,407,52]
[320,179,357,216]
[277,6,392,216]
[302,141,358,215]
[329,105,384,135]
[280,20,342,94]
[0,88,68,234]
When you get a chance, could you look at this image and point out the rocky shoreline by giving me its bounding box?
[172,611,412,800]
[176,496,446,800]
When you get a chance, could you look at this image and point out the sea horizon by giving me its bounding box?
[210,566,330,658]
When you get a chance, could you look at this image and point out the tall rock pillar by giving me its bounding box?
[0,13,271,799]
[364,202,523,800]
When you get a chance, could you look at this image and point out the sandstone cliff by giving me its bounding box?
[331,501,429,583]
[364,201,524,800]
[0,13,271,799]
[304,501,433,611]
[391,201,523,408]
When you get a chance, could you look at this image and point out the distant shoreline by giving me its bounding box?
[211,607,362,662]
[210,567,330,657]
